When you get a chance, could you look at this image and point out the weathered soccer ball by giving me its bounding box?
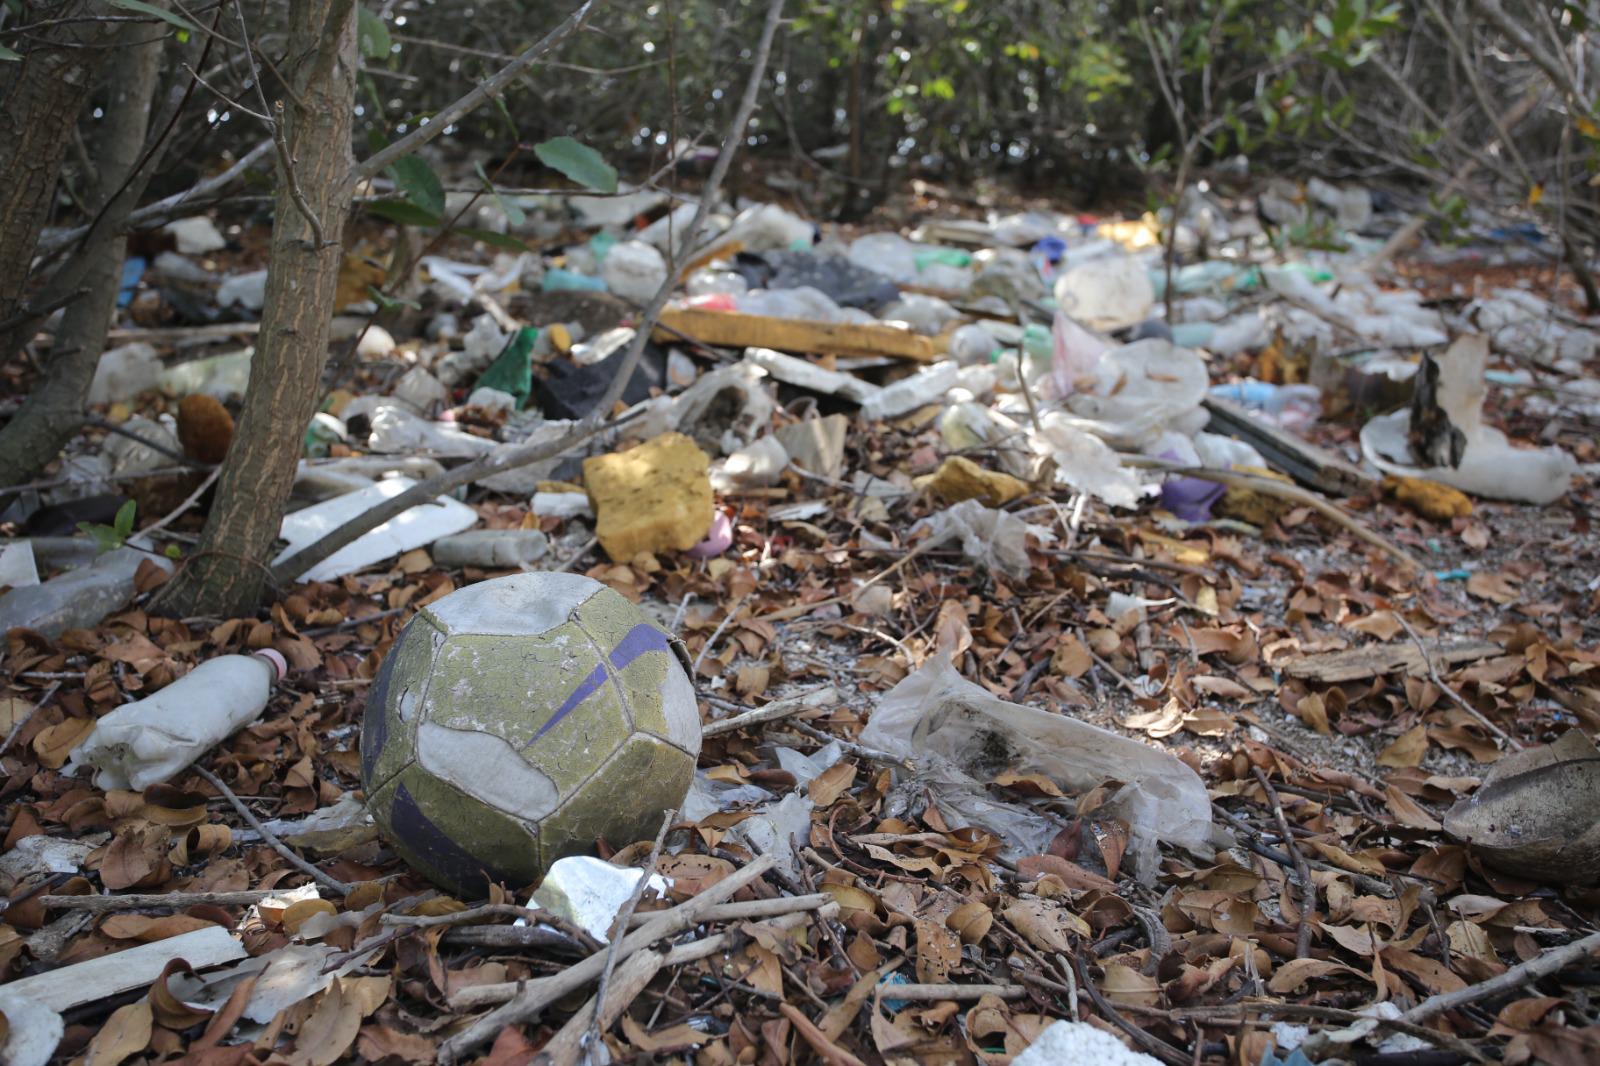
[360,572,700,895]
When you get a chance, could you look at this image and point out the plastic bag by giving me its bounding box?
[860,656,1216,881]
[911,499,1052,579]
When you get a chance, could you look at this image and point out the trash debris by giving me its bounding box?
[860,361,961,421]
[713,435,789,490]
[1443,729,1600,885]
[216,269,268,311]
[861,656,1216,880]
[163,215,227,255]
[584,432,715,561]
[915,456,1030,507]
[0,990,63,1066]
[601,239,669,303]
[744,347,883,405]
[671,362,777,455]
[1053,253,1155,332]
[0,543,174,638]
[912,499,1052,579]
[360,572,699,894]
[87,342,162,404]
[532,855,671,943]
[1,926,246,1012]
[272,476,479,581]
[1012,1020,1162,1066]
[69,649,286,790]
[0,540,40,588]
[431,528,551,568]
[1361,335,1576,504]
[774,413,849,481]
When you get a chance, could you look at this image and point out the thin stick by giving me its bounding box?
[1124,455,1423,572]
[693,593,749,673]
[142,466,222,538]
[194,766,351,896]
[1252,767,1315,959]
[583,808,676,1065]
[701,686,836,738]
[1401,928,1600,1023]
[1075,953,1189,1066]
[0,683,59,756]
[587,0,788,421]
[873,983,1027,1001]
[39,889,278,911]
[1395,613,1522,751]
[351,0,606,184]
[626,892,831,926]
[780,1002,871,1066]
[439,854,777,1061]
[540,906,835,1066]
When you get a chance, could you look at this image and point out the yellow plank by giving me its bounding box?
[656,307,939,362]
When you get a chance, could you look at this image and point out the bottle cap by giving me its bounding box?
[252,648,289,682]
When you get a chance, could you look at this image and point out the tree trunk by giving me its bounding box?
[0,21,166,490]
[153,0,357,618]
[0,11,102,329]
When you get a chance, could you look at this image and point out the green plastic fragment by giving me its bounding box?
[474,326,538,409]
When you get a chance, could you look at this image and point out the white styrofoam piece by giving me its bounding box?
[273,476,478,581]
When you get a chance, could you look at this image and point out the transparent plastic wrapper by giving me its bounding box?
[1360,335,1575,505]
[861,656,1217,881]
[879,292,961,335]
[1053,252,1155,332]
[1030,413,1144,509]
[859,361,960,421]
[911,499,1052,579]
[70,651,286,790]
[1059,338,1210,450]
[1050,312,1108,399]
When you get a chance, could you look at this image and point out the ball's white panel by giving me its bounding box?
[656,660,702,755]
[416,721,561,821]
[424,572,598,636]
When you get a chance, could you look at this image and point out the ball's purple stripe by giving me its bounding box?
[392,781,518,894]
[526,623,670,745]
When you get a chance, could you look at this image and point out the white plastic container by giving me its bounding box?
[70,650,287,790]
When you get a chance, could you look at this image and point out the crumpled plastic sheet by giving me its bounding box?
[861,656,1220,882]
[911,499,1054,579]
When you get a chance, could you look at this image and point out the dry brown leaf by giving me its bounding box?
[100,825,171,890]
[1002,899,1090,954]
[1384,787,1443,831]
[1098,963,1160,1008]
[101,913,220,942]
[993,771,1064,798]
[1348,611,1404,641]
[356,1026,437,1065]
[945,900,993,945]
[85,998,153,1066]
[149,958,213,1029]
[809,760,856,807]
[914,918,962,983]
[1050,636,1093,678]
[1125,698,1186,738]
[1293,692,1331,735]
[32,717,94,769]
[1467,571,1519,604]
[1267,957,1366,994]
[290,979,364,1066]
[621,1015,704,1053]
[1016,854,1117,892]
[282,899,339,935]
[1377,725,1429,769]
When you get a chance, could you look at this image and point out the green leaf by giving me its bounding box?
[533,136,617,194]
[386,155,445,216]
[113,499,137,539]
[108,0,198,33]
[164,543,183,559]
[77,521,122,554]
[357,6,391,61]
[364,199,443,226]
[0,42,21,62]
[474,161,526,227]
[457,227,532,252]
[368,285,421,312]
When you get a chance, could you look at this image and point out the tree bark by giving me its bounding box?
[0,6,102,330]
[153,0,357,618]
[0,20,167,490]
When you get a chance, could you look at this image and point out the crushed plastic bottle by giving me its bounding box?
[0,544,175,639]
[1210,379,1322,432]
[70,650,287,790]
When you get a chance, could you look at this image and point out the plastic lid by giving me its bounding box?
[252,648,288,682]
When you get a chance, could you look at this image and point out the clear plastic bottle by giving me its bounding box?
[70,650,287,790]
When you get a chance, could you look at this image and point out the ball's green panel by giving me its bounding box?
[360,612,444,796]
[422,628,632,796]
[569,591,699,754]
[368,762,542,896]
[539,734,696,862]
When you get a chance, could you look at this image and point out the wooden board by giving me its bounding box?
[656,307,940,362]
[1278,639,1501,684]
[1203,396,1376,497]
[2,925,246,1011]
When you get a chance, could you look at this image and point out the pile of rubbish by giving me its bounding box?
[2,177,1599,1066]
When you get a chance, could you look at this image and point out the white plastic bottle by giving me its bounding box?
[69,649,287,790]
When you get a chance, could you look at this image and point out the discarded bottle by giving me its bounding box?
[431,529,551,569]
[70,649,287,790]
[0,544,175,639]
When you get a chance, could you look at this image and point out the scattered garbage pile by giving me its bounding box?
[2,182,1598,1066]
